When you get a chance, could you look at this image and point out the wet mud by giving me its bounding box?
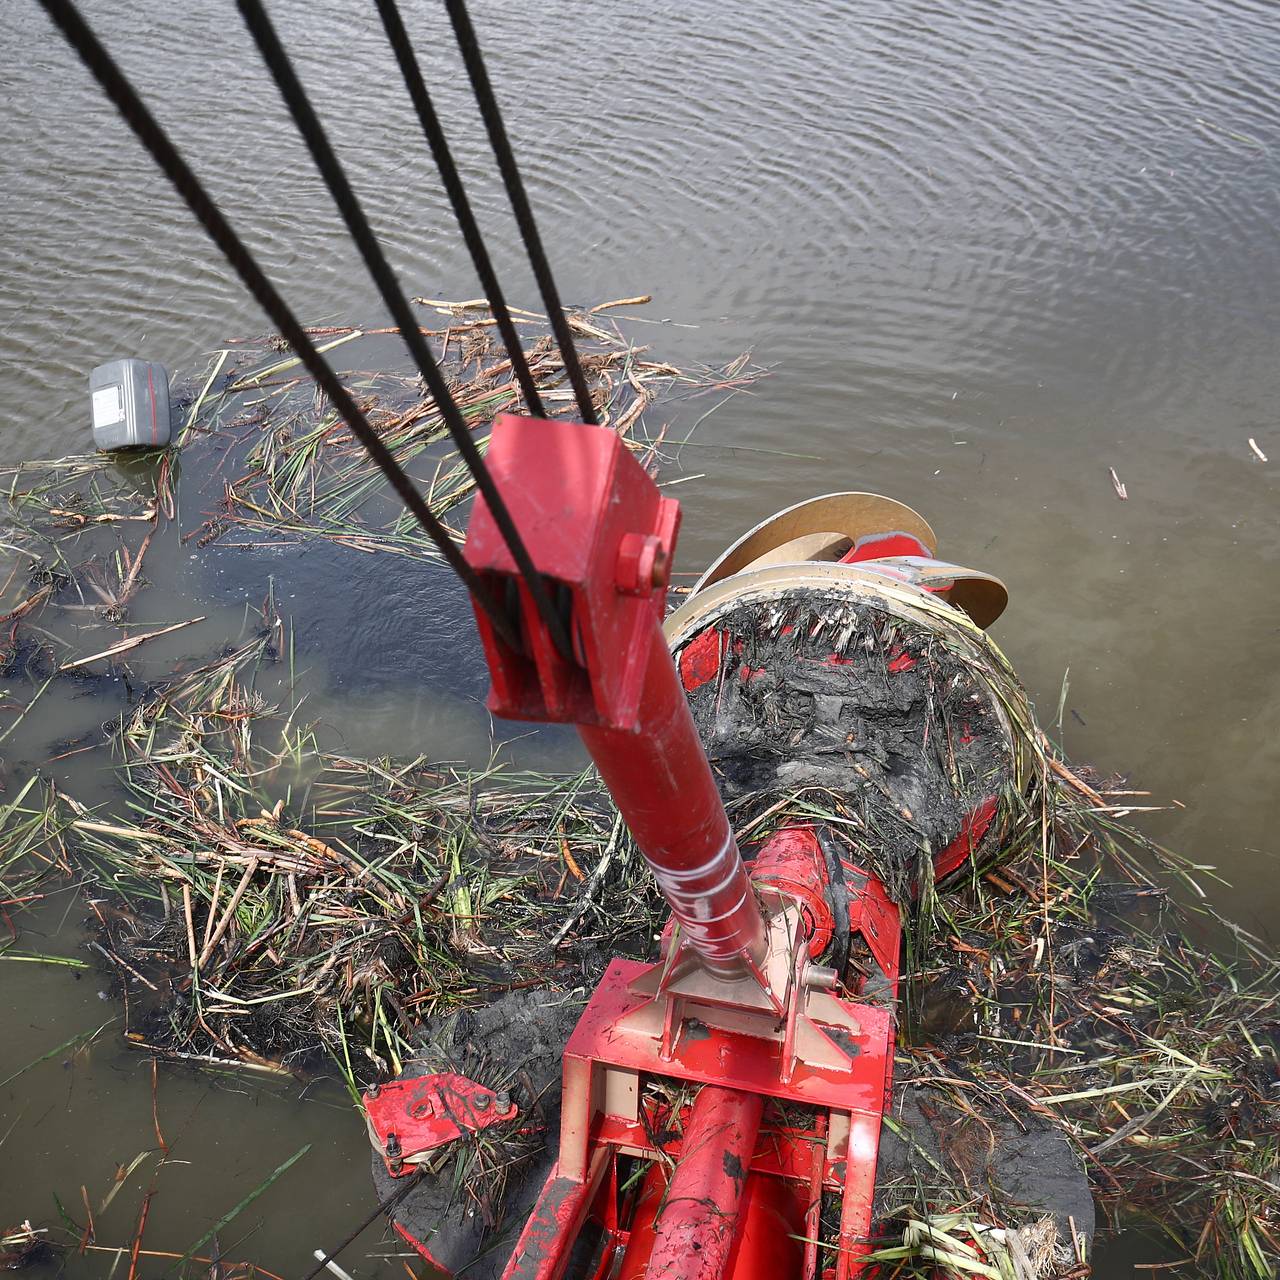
[681,592,1014,902]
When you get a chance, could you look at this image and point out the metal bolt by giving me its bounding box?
[385,1132,403,1174]
[366,1081,380,1099]
[650,546,670,590]
[494,1090,511,1111]
[615,532,667,597]
[474,1093,492,1110]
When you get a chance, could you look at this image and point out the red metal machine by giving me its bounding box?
[364,414,1014,1279]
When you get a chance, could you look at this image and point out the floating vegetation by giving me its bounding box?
[183,298,763,556]
[0,776,74,915]
[0,452,166,719]
[851,759,1280,1278]
[0,297,730,1085]
[0,1221,57,1270]
[915,800,1278,1276]
[70,622,658,1085]
[45,597,1277,1277]
[0,296,762,693]
[866,1213,1078,1280]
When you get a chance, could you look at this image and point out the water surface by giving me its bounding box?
[2,1,1277,1274]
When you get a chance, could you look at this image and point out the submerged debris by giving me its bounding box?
[0,454,166,697]
[914,836,1280,1276]
[0,1223,57,1271]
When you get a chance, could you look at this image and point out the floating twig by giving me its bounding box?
[58,617,205,671]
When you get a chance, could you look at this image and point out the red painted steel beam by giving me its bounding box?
[579,626,766,976]
[640,1085,765,1280]
[465,417,767,978]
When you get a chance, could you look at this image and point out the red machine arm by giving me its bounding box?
[464,414,766,978]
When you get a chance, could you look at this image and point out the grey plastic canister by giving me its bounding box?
[90,359,172,450]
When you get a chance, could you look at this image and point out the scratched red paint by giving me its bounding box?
[679,626,724,692]
[933,794,999,881]
[886,648,916,673]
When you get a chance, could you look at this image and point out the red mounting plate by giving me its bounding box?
[365,1072,518,1176]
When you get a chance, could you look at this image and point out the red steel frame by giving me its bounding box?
[367,415,998,1280]
[473,819,914,1280]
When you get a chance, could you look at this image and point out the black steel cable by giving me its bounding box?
[236,0,573,662]
[300,1167,424,1280]
[34,0,523,654]
[443,0,599,426]
[373,0,545,419]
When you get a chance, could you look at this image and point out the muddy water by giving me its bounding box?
[2,0,1277,1274]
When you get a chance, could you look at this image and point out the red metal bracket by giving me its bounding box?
[464,415,680,731]
[365,1073,517,1176]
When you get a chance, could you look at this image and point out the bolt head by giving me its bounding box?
[650,546,670,589]
[615,532,668,597]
